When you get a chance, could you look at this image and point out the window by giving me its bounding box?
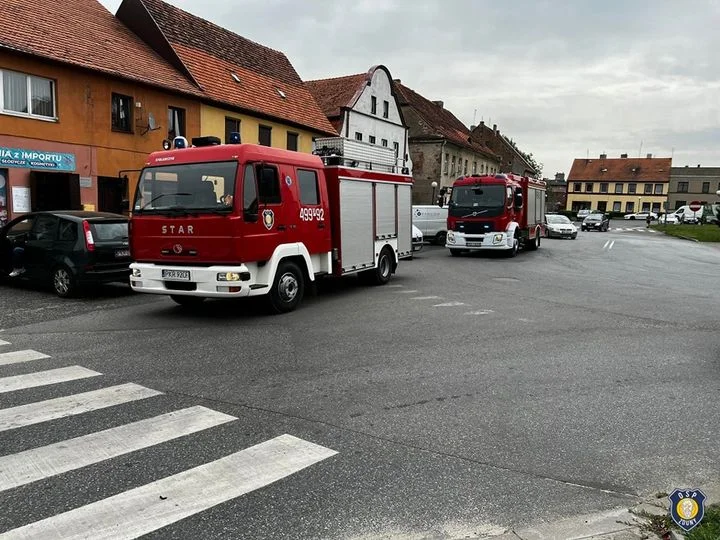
[287,132,298,151]
[224,117,240,143]
[472,162,477,174]
[371,96,377,115]
[600,182,608,193]
[111,93,133,132]
[678,182,689,193]
[381,139,388,147]
[393,141,399,159]
[625,201,635,213]
[297,169,319,205]
[355,132,362,141]
[258,165,281,204]
[259,125,272,146]
[464,160,468,175]
[573,182,581,192]
[243,164,257,217]
[29,214,57,241]
[383,100,389,118]
[597,201,607,212]
[675,200,686,209]
[369,135,376,144]
[168,106,186,139]
[702,182,710,193]
[58,219,77,242]
[451,156,456,175]
[585,183,593,192]
[628,183,636,194]
[652,202,661,213]
[444,153,449,174]
[644,183,652,194]
[654,183,663,194]
[615,183,624,194]
[1,69,55,119]
[613,201,621,212]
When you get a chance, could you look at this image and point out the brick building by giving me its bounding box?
[469,121,538,177]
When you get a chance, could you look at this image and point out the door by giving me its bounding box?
[24,214,58,279]
[240,162,288,262]
[30,172,81,211]
[98,176,129,215]
[0,214,36,274]
[293,167,331,255]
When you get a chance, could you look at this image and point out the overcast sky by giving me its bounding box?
[100,0,720,178]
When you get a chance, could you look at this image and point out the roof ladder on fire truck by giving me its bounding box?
[312,137,408,174]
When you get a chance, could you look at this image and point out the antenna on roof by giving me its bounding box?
[473,108,477,125]
[638,140,643,158]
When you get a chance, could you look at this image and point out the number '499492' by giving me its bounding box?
[299,208,324,221]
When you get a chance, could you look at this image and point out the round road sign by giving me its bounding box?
[689,201,702,212]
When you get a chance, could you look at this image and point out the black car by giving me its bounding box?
[0,211,131,297]
[581,212,610,232]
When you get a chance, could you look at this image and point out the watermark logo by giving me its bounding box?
[669,488,706,532]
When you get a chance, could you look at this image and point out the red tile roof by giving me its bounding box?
[568,157,672,182]
[0,0,200,95]
[305,73,367,119]
[120,0,337,135]
[393,82,498,161]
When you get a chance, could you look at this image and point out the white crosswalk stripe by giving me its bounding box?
[0,350,50,366]
[0,366,101,394]
[0,339,10,346]
[2,434,337,540]
[0,347,338,539]
[0,383,162,432]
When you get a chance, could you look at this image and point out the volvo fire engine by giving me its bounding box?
[128,135,414,313]
[445,173,546,256]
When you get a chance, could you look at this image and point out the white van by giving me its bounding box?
[673,205,703,224]
[412,205,448,244]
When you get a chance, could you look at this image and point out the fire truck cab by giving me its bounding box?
[445,173,546,257]
[128,135,414,313]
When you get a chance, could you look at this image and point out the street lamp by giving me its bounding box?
[431,181,438,204]
[637,197,641,213]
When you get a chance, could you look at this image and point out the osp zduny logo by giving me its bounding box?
[669,488,706,532]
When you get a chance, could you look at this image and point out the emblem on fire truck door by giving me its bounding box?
[262,209,275,230]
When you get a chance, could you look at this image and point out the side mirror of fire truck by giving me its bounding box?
[514,189,523,209]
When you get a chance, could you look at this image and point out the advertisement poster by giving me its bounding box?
[0,170,6,226]
[11,186,30,214]
[0,146,76,172]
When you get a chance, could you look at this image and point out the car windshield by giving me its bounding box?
[586,214,603,221]
[546,215,571,224]
[133,161,238,214]
[448,184,505,217]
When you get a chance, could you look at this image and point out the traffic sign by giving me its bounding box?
[689,201,702,211]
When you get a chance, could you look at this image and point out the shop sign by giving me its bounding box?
[0,146,76,171]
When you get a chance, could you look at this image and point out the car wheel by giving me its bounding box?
[52,265,77,298]
[572,234,577,239]
[629,216,635,220]
[434,231,447,246]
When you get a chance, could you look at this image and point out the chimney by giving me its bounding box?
[599,153,607,159]
[393,79,401,83]
[697,164,701,168]
[620,153,628,158]
[479,121,484,128]
[470,125,476,131]
[646,153,652,158]
[432,100,444,108]
[493,124,498,136]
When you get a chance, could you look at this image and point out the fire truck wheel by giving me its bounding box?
[449,249,463,257]
[269,260,305,313]
[171,295,206,307]
[361,247,394,285]
[505,236,519,257]
[527,230,540,251]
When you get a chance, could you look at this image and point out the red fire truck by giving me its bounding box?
[445,173,546,256]
[128,136,414,313]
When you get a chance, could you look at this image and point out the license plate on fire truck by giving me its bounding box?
[162,269,191,281]
[466,241,483,247]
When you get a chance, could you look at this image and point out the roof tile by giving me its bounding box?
[305,74,368,119]
[568,157,672,182]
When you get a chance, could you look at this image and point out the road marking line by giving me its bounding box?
[608,240,615,250]
[0,406,236,492]
[387,285,404,288]
[465,310,494,315]
[0,350,50,367]
[2,434,337,540]
[394,290,419,294]
[411,296,443,300]
[0,366,101,394]
[602,240,610,250]
[0,339,10,346]
[0,383,163,433]
[433,302,467,307]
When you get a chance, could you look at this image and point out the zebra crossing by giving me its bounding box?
[0,339,337,539]
[608,226,658,233]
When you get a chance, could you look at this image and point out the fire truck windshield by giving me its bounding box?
[133,161,238,214]
[448,184,506,217]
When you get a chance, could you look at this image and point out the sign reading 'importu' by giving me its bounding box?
[0,146,76,172]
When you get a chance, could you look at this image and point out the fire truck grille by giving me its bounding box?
[455,221,494,234]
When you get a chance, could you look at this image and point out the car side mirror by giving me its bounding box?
[514,192,523,209]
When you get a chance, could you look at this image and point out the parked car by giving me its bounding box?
[0,211,131,297]
[544,214,578,239]
[658,213,679,224]
[576,209,593,220]
[582,212,610,231]
[623,211,658,220]
[412,205,448,245]
[412,224,424,252]
[672,205,703,224]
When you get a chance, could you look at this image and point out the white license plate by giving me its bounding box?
[466,242,483,247]
[162,269,191,281]
[115,249,130,258]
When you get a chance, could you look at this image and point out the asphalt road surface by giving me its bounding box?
[1,225,719,539]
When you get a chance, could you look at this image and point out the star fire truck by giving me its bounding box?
[444,173,546,256]
[128,135,414,313]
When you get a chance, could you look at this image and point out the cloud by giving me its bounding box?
[98,0,720,176]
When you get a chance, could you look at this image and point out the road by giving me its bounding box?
[0,223,719,539]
